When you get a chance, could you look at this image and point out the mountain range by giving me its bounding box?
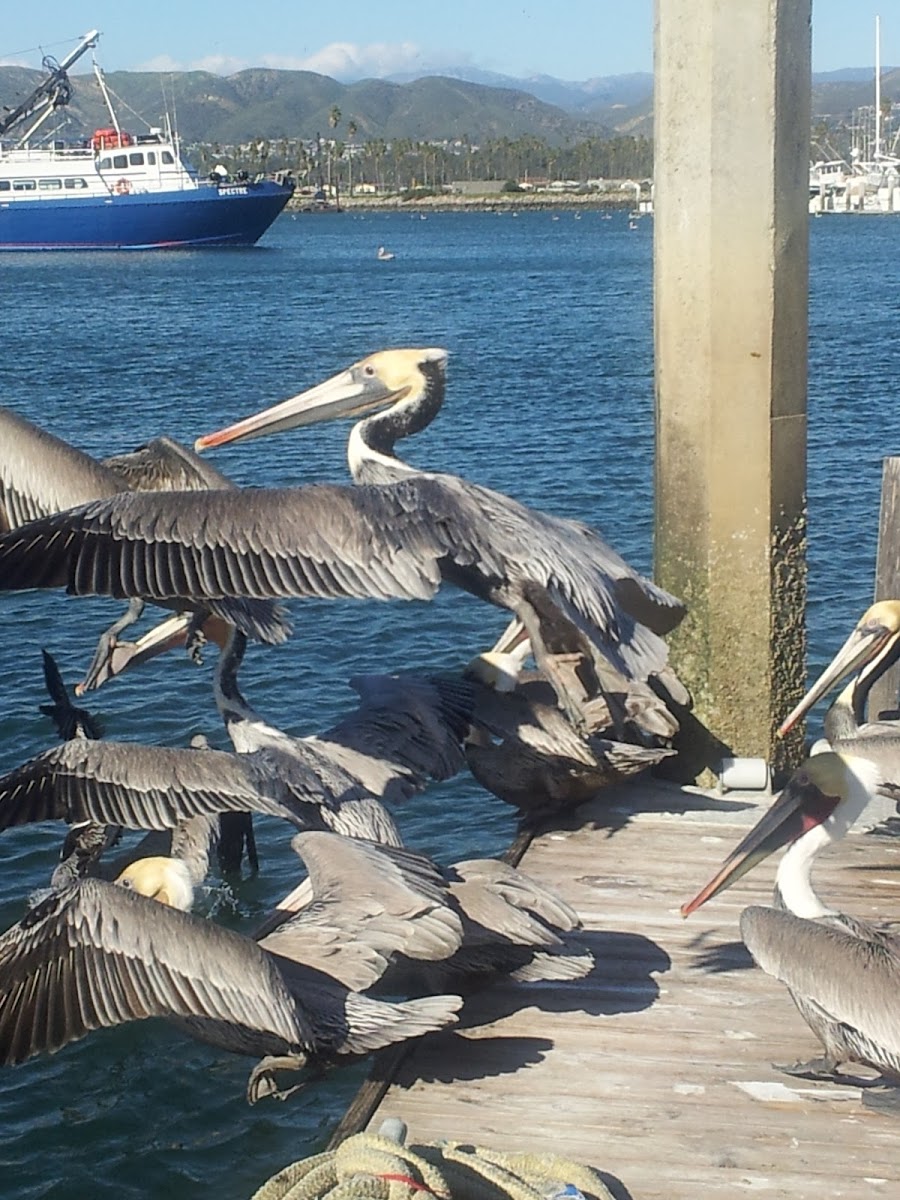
[0,61,896,147]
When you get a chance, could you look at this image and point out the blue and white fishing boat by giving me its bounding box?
[0,30,294,250]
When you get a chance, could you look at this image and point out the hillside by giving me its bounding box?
[1,59,896,149]
[0,66,608,146]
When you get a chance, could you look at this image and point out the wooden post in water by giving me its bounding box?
[654,1,810,775]
[869,457,900,720]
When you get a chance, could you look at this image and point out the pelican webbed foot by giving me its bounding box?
[185,613,209,665]
[861,1085,900,1116]
[773,1054,843,1082]
[246,1053,314,1104]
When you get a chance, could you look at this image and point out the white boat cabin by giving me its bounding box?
[0,128,199,200]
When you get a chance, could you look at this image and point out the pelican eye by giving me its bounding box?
[119,877,134,890]
[862,621,888,637]
[363,365,375,376]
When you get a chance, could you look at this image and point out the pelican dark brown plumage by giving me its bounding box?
[194,347,687,726]
[464,642,677,819]
[0,832,464,1103]
[0,357,686,733]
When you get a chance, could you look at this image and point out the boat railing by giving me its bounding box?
[0,143,96,162]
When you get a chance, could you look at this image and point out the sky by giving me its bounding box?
[0,2,897,81]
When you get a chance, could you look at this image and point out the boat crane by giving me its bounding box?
[0,30,99,145]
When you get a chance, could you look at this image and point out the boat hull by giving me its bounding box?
[0,182,293,250]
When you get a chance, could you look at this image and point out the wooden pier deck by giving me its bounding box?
[333,780,900,1199]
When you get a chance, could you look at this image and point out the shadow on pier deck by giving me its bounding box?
[331,780,900,1199]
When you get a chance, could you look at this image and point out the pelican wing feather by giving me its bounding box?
[741,906,900,1064]
[101,437,236,493]
[260,833,463,990]
[0,486,447,615]
[451,858,583,941]
[0,407,123,533]
[0,740,306,832]
[405,474,684,679]
[314,673,474,800]
[0,878,308,1065]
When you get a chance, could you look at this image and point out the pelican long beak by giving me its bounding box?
[680,758,842,916]
[194,348,448,450]
[777,621,898,736]
[194,370,381,449]
[76,613,232,694]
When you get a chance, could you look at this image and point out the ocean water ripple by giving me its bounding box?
[0,209,896,1197]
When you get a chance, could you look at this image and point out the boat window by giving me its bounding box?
[64,178,88,189]
[0,180,9,192]
[12,179,36,191]
[38,179,63,190]
[98,157,112,170]
[146,151,157,165]
[161,151,174,164]
[112,154,128,169]
[128,152,144,167]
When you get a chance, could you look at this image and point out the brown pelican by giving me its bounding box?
[193,348,686,727]
[0,483,683,738]
[0,405,288,691]
[0,625,479,854]
[381,855,594,993]
[30,647,257,886]
[777,601,900,801]
[460,611,679,818]
[0,832,464,1103]
[263,846,593,993]
[682,752,900,1104]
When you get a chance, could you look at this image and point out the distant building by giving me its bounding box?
[449,179,506,195]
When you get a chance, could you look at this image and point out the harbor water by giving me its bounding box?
[0,209,897,1198]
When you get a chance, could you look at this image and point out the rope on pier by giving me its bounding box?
[250,1118,615,1200]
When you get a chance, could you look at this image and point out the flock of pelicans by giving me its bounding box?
[0,346,898,1117]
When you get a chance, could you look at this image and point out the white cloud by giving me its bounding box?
[135,41,472,80]
[294,41,427,79]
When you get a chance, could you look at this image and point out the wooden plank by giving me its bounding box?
[339,780,900,1200]
[871,455,900,719]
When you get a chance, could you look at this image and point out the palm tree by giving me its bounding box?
[369,138,387,193]
[327,106,342,200]
[347,119,358,196]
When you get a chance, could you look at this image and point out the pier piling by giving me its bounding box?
[653,0,811,774]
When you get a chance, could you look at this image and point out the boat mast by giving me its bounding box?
[0,29,100,146]
[874,15,882,161]
[93,62,122,141]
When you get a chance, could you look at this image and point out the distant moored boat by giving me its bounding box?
[0,30,294,251]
